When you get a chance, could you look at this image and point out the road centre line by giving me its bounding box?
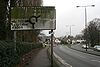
[54,52,72,67]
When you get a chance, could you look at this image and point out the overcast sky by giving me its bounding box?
[42,0,100,37]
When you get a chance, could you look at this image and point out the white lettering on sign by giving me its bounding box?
[11,19,32,30]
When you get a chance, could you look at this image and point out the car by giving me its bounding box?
[82,45,89,49]
[94,45,100,51]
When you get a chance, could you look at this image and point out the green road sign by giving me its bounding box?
[11,6,56,30]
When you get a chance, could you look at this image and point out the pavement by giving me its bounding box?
[22,44,100,67]
[70,44,100,56]
[25,47,50,67]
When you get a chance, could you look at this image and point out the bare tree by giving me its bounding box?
[82,18,100,47]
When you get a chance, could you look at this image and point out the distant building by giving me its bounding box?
[54,38,61,44]
[67,39,86,44]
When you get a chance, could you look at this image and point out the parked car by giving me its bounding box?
[94,45,100,51]
[82,45,89,49]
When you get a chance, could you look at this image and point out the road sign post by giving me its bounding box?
[51,29,54,67]
[14,31,16,51]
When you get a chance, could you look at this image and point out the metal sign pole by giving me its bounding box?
[14,31,16,51]
[51,29,53,67]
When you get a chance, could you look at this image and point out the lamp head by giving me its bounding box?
[91,5,95,7]
[76,6,80,8]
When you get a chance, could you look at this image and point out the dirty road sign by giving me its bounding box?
[11,6,56,30]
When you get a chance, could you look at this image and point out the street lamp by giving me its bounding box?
[66,25,75,36]
[76,5,95,51]
[66,25,74,44]
[76,5,95,8]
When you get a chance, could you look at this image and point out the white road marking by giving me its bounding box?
[54,52,72,67]
[91,60,100,63]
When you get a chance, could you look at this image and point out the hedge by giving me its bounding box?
[0,41,42,67]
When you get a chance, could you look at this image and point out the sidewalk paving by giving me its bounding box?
[25,47,50,67]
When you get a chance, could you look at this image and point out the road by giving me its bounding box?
[71,44,100,56]
[54,45,100,67]
[71,44,93,51]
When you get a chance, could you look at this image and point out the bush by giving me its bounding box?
[0,41,19,67]
[60,40,68,44]
[0,41,42,67]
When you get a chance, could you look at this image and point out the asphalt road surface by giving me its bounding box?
[54,45,100,67]
[71,44,100,56]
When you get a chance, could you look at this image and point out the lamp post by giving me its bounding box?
[66,25,74,44]
[66,25,74,36]
[76,5,95,51]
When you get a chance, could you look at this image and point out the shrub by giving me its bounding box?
[0,41,42,67]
